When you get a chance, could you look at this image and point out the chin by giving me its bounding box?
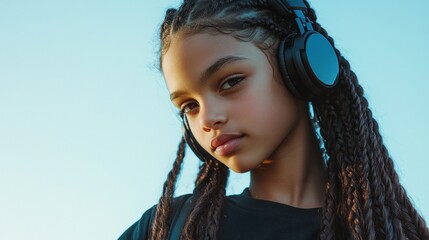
[226,158,259,173]
[229,167,250,174]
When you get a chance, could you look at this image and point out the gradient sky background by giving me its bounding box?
[1,1,428,239]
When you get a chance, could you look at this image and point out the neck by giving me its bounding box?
[249,111,326,209]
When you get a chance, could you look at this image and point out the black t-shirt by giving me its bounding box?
[119,189,321,240]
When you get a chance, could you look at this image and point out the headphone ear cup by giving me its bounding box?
[278,31,339,100]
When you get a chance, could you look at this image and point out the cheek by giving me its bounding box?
[233,94,257,116]
[237,85,298,130]
[233,85,289,119]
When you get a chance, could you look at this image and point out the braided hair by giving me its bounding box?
[153,0,429,239]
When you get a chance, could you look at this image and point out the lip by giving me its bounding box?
[210,133,243,155]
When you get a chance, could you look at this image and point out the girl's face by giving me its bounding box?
[162,32,307,173]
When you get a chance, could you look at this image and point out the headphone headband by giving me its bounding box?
[268,0,307,15]
[267,0,314,34]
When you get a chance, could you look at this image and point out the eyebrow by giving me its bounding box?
[169,55,247,101]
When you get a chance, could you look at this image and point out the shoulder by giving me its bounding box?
[117,204,156,240]
[118,194,192,240]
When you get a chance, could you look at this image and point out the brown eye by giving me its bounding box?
[180,102,199,116]
[220,76,244,90]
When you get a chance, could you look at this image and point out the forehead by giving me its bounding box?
[161,33,258,92]
[163,32,245,67]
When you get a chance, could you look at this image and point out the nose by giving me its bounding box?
[199,101,227,132]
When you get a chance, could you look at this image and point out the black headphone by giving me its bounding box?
[270,0,339,99]
[183,0,339,161]
[183,115,218,162]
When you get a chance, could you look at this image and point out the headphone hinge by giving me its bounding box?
[293,9,313,34]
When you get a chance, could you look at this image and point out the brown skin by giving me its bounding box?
[249,110,327,208]
[163,32,326,209]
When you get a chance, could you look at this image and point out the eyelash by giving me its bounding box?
[178,75,245,117]
[220,75,245,91]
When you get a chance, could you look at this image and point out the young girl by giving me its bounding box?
[120,0,429,239]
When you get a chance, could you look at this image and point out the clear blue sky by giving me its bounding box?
[0,1,428,239]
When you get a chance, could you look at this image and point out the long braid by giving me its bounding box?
[355,84,392,239]
[341,62,376,239]
[195,161,211,186]
[318,104,343,239]
[339,77,365,239]
[306,5,402,238]
[315,57,365,239]
[181,160,229,239]
[353,80,386,240]
[374,118,428,238]
[304,3,374,238]
[357,84,401,238]
[150,138,186,240]
[349,71,376,240]
[374,115,429,238]
[202,163,229,239]
[308,4,429,238]
[362,93,406,238]
[308,19,398,239]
